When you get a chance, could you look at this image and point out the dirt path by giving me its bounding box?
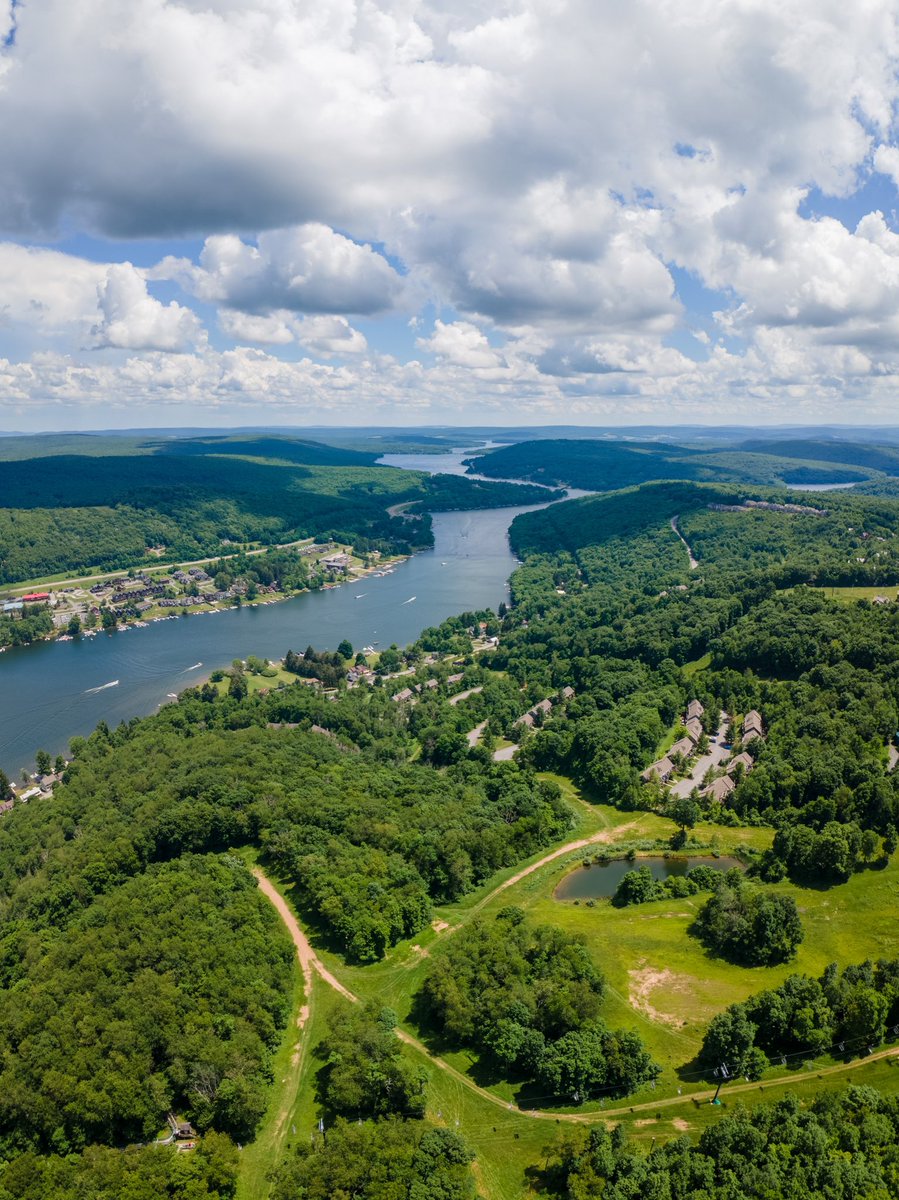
[252,867,899,1130]
[670,515,699,570]
[252,868,523,1118]
[463,824,638,920]
[253,869,355,1003]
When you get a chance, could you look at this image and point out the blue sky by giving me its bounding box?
[2,1,899,430]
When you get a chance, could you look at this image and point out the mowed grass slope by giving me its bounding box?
[261,792,899,1199]
[338,798,898,1103]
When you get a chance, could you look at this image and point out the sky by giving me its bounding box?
[2,0,899,431]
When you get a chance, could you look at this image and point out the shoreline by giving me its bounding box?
[3,550,411,656]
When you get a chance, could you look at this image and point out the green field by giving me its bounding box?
[248,782,899,1198]
[811,584,899,603]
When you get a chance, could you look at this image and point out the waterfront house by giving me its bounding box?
[322,552,351,571]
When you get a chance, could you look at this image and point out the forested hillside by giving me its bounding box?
[9,454,899,1195]
[0,436,554,583]
[465,436,879,490]
[510,479,899,590]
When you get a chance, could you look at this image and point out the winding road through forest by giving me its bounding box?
[253,857,898,1127]
[670,515,699,570]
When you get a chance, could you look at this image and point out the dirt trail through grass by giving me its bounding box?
[253,865,898,1131]
[461,823,639,923]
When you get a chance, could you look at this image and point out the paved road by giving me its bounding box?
[467,720,488,747]
[669,713,730,798]
[9,538,320,595]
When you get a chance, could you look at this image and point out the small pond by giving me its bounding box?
[554,856,744,900]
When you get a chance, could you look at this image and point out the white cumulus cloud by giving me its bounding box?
[155,225,404,316]
[93,264,205,352]
[1,1,899,423]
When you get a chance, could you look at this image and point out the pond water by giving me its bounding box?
[554,855,744,900]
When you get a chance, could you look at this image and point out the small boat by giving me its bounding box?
[355,593,367,599]
[402,596,416,604]
[85,679,119,694]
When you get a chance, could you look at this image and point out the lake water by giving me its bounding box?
[788,482,859,492]
[0,448,561,775]
[554,856,743,899]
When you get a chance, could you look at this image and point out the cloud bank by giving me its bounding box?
[1,0,899,425]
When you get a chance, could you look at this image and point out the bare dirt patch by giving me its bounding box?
[431,919,450,933]
[672,1118,691,1132]
[628,967,697,1029]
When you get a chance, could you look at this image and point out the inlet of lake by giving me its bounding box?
[0,449,578,776]
[554,856,744,899]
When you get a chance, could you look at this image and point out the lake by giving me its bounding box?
[0,448,561,775]
[554,855,743,899]
[788,482,859,492]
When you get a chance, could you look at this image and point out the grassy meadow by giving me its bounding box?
[252,773,899,1197]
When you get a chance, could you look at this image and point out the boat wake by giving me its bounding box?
[84,680,119,694]
[402,596,417,604]
[355,593,367,599]
[185,662,203,671]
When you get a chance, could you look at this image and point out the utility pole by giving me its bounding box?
[711,1062,731,1105]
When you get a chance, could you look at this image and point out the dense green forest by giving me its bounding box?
[0,436,553,584]
[544,1088,899,1198]
[0,1135,239,1200]
[0,677,573,1186]
[271,1118,477,1200]
[702,958,899,1079]
[0,854,293,1152]
[465,437,879,491]
[11,438,899,1194]
[739,436,899,473]
[509,479,899,588]
[417,910,659,1099]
